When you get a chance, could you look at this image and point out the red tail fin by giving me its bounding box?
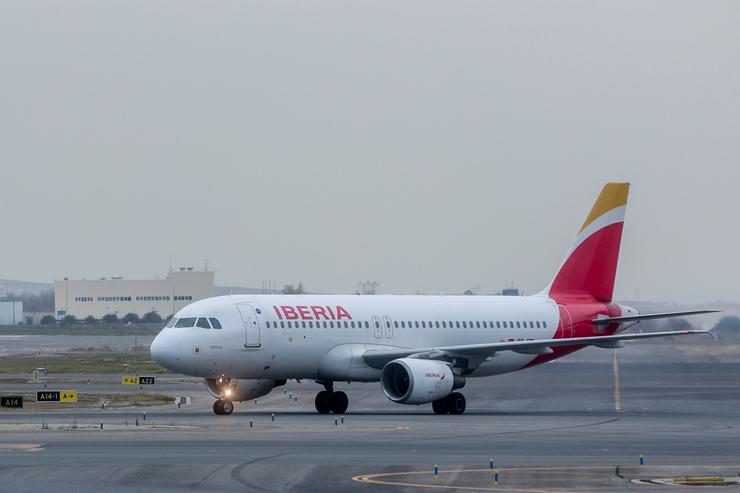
[543,183,630,302]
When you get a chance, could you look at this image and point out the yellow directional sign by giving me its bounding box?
[122,376,156,385]
[60,391,77,402]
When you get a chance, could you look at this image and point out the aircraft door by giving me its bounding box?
[383,316,393,339]
[236,303,261,347]
[372,316,382,338]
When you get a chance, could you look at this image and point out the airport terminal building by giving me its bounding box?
[54,269,215,320]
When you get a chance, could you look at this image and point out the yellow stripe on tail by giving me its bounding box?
[579,183,630,234]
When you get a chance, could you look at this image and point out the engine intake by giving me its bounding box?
[381,358,464,405]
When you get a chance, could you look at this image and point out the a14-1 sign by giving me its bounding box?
[36,391,77,402]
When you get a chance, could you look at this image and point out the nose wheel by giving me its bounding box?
[315,390,349,414]
[432,392,466,415]
[213,399,234,415]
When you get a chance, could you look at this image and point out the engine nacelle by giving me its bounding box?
[381,358,463,405]
[205,378,285,402]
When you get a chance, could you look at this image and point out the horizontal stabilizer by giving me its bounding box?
[592,309,719,325]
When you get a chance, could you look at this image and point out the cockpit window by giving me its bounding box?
[166,317,178,328]
[196,318,211,329]
[209,318,222,329]
[175,317,196,328]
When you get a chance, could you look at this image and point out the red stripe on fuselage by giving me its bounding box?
[524,299,624,368]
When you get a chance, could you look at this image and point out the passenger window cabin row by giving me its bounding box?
[264,319,548,330]
[167,316,548,331]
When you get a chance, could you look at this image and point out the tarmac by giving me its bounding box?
[1,342,739,492]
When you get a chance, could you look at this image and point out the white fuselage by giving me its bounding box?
[150,294,561,381]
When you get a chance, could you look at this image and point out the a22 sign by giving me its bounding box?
[122,376,156,385]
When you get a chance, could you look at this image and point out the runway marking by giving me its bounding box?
[352,465,740,492]
[0,443,45,452]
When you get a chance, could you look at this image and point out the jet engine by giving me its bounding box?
[381,358,464,405]
[205,378,286,402]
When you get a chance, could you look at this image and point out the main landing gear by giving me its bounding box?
[213,399,234,415]
[432,392,466,415]
[314,382,349,414]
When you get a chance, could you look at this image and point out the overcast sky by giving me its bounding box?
[1,1,738,303]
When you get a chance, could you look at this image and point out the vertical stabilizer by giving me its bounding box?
[543,183,630,302]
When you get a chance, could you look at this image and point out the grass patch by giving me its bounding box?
[0,392,174,411]
[0,352,169,374]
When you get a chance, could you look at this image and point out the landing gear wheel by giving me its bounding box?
[329,391,348,414]
[447,392,466,415]
[213,399,224,415]
[432,398,450,415]
[221,400,234,415]
[213,399,233,415]
[315,390,332,414]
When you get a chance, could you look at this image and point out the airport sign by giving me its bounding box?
[122,376,156,385]
[36,391,77,402]
[1,396,23,408]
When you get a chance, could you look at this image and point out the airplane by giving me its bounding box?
[150,183,718,415]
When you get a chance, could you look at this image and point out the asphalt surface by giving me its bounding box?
[1,347,739,492]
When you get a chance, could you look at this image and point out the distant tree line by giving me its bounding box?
[282,283,305,295]
[39,311,164,326]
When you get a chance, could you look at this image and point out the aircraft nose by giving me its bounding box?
[150,330,180,370]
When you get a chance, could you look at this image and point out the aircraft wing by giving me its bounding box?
[362,328,715,369]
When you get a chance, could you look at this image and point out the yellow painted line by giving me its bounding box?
[353,466,600,493]
[352,465,740,493]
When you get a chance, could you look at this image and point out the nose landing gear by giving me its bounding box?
[213,399,234,415]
